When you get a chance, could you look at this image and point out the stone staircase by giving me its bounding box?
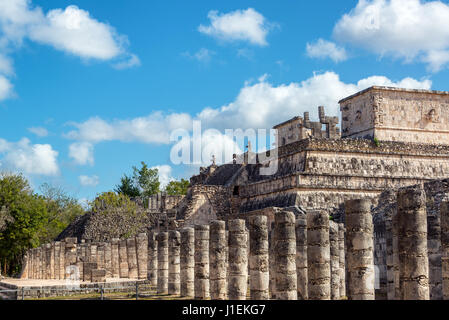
[0,282,18,300]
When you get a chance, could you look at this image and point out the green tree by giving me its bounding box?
[0,173,48,275]
[165,179,190,195]
[132,162,160,197]
[38,183,84,243]
[114,174,140,198]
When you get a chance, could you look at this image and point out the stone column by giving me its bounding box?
[181,227,194,297]
[54,242,60,280]
[127,238,138,279]
[157,232,169,294]
[249,215,269,300]
[209,221,227,300]
[273,211,297,300]
[45,243,51,279]
[97,244,105,270]
[441,202,449,300]
[295,213,308,300]
[76,244,84,281]
[39,246,44,279]
[49,242,55,279]
[89,244,98,264]
[136,233,148,280]
[397,185,430,300]
[338,223,346,299]
[228,219,248,300]
[111,238,120,278]
[169,231,181,295]
[194,225,210,299]
[345,199,375,300]
[59,240,65,279]
[119,240,129,278]
[307,211,330,300]
[269,224,276,299]
[329,221,340,300]
[64,238,77,279]
[104,242,112,278]
[148,232,158,286]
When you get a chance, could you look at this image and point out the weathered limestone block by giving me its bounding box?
[46,243,51,279]
[169,231,181,295]
[50,242,55,279]
[83,262,98,282]
[228,219,248,300]
[346,199,375,300]
[194,224,210,299]
[54,242,60,280]
[329,221,340,300]
[397,185,430,300]
[441,202,449,300]
[210,220,227,300]
[64,238,77,279]
[89,244,97,264]
[338,223,346,299]
[127,238,138,279]
[180,228,195,297]
[295,213,308,300]
[274,211,297,300]
[76,244,84,281]
[249,215,269,300]
[59,241,65,279]
[307,211,330,300]
[104,242,112,278]
[269,223,276,299]
[97,244,105,270]
[119,240,129,278]
[91,269,106,283]
[157,232,169,294]
[148,232,158,286]
[111,239,120,278]
[136,233,148,280]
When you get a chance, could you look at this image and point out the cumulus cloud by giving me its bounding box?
[66,112,192,144]
[28,126,48,137]
[151,165,174,188]
[333,0,449,72]
[183,48,215,63]
[306,38,348,62]
[79,175,99,187]
[0,137,59,175]
[0,0,138,101]
[198,8,273,46]
[196,71,431,130]
[0,75,13,101]
[64,72,430,166]
[69,142,94,166]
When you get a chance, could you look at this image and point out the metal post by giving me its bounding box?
[136,282,139,300]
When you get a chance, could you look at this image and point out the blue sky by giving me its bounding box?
[1,0,448,202]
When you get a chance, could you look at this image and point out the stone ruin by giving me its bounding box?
[17,86,449,300]
[19,181,449,300]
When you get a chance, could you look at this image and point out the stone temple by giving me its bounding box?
[14,86,449,300]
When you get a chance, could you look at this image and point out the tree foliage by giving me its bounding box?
[165,179,190,195]
[0,173,48,275]
[38,183,84,243]
[115,161,161,198]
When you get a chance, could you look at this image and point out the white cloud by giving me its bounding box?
[0,75,13,101]
[306,38,348,62]
[69,142,94,166]
[0,0,139,102]
[151,165,174,188]
[66,112,192,144]
[113,53,141,70]
[183,48,215,63]
[79,175,99,187]
[197,71,431,130]
[198,8,273,46]
[28,126,48,137]
[0,137,59,176]
[333,0,449,72]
